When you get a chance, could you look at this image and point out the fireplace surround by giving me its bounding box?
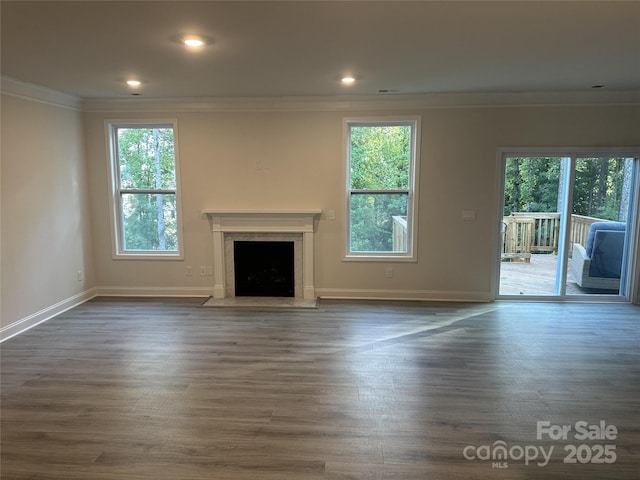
[203,210,321,300]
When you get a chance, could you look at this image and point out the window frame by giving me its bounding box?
[105,119,184,259]
[344,116,420,261]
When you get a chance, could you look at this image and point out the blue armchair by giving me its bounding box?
[569,221,626,290]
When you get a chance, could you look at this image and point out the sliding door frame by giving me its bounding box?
[493,147,640,303]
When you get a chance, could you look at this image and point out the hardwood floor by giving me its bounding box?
[2,298,639,479]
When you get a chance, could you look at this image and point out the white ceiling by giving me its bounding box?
[2,1,639,100]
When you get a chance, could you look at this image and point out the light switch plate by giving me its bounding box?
[462,210,477,221]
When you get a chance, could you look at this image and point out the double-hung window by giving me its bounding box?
[106,120,182,258]
[345,117,420,260]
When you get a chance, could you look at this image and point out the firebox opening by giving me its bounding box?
[233,241,295,297]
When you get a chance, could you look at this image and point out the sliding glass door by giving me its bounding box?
[499,156,565,295]
[567,157,637,296]
[497,152,638,300]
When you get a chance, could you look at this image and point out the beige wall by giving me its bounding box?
[1,90,637,337]
[84,104,640,302]
[1,94,95,332]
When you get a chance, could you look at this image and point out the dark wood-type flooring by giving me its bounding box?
[2,298,639,479]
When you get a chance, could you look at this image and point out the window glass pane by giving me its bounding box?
[121,193,177,251]
[500,157,563,295]
[567,157,634,296]
[572,158,630,221]
[117,127,176,190]
[350,193,408,252]
[349,125,410,190]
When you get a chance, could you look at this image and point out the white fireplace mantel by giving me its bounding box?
[203,210,321,299]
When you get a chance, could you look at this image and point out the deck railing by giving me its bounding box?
[509,212,560,253]
[570,214,606,247]
[502,213,609,260]
[392,215,408,252]
[390,212,612,260]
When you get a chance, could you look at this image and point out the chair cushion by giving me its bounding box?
[585,221,626,257]
[589,230,626,278]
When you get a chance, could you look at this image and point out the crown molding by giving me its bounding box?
[82,90,640,113]
[1,76,82,111]
[1,76,638,113]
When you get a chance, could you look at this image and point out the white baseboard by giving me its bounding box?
[0,286,490,342]
[1,286,211,342]
[315,288,492,303]
[95,286,491,302]
[95,286,212,297]
[1,288,97,342]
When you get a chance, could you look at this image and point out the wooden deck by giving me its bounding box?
[499,253,619,296]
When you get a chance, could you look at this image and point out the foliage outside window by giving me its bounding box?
[346,119,419,259]
[107,122,181,257]
[504,157,634,221]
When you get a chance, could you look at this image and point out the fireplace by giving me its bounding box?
[203,210,321,300]
[234,241,295,297]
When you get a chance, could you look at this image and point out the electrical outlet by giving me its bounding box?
[255,159,270,170]
[200,266,207,276]
[76,270,84,282]
[386,267,393,278]
[186,266,193,276]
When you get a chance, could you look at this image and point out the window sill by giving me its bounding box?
[343,254,417,263]
[113,252,184,260]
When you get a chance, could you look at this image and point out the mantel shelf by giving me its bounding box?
[203,209,322,218]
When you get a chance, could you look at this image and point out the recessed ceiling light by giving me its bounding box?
[126,80,141,87]
[341,76,356,85]
[183,36,206,48]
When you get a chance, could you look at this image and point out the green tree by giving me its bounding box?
[504,156,627,221]
[573,158,626,221]
[503,157,560,215]
[349,125,411,252]
[350,126,409,190]
[117,127,177,251]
